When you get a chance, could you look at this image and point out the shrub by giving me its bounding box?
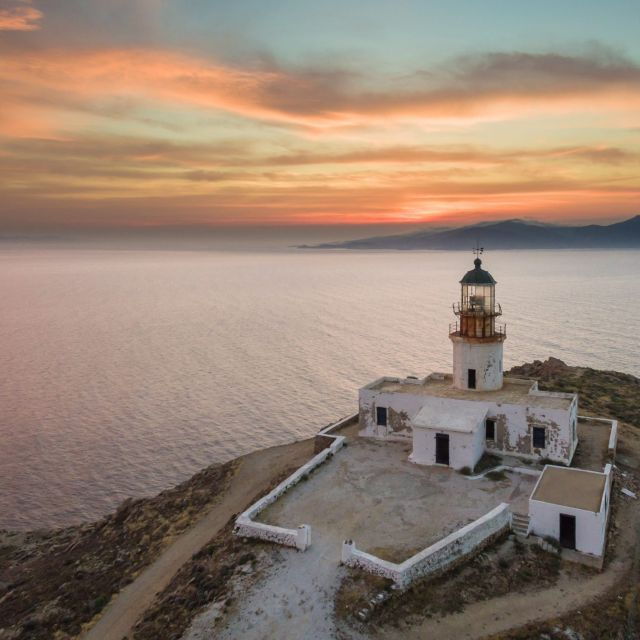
[474,452,502,473]
[458,466,472,476]
[542,535,561,552]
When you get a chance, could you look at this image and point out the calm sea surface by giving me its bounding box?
[1,247,639,530]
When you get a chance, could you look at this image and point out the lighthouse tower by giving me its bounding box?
[449,252,506,391]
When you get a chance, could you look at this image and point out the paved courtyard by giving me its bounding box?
[186,436,537,640]
[260,436,536,561]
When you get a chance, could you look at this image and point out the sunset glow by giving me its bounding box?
[1,0,639,231]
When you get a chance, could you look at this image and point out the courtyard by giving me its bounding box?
[259,434,537,561]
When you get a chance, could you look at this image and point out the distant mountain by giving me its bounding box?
[299,216,640,250]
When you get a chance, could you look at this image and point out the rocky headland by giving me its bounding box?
[1,359,639,640]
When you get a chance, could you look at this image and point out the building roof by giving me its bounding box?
[531,466,607,512]
[413,402,487,433]
[460,258,497,285]
[368,374,575,410]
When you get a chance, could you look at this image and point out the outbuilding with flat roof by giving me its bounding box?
[529,464,613,559]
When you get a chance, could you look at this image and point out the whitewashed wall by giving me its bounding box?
[359,378,427,440]
[528,464,612,557]
[342,503,511,588]
[360,375,576,466]
[410,423,484,469]
[233,414,354,551]
[451,339,503,391]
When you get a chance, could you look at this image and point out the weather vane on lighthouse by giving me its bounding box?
[473,242,484,259]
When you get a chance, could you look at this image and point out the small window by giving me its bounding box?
[485,419,495,441]
[467,368,476,389]
[376,406,388,426]
[533,426,546,449]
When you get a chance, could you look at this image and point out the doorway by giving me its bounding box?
[435,433,450,465]
[468,368,476,389]
[559,513,576,550]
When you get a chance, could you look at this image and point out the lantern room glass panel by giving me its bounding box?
[461,284,495,313]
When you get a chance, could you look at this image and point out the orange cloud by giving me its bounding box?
[1,43,639,230]
[0,0,42,31]
[2,46,640,136]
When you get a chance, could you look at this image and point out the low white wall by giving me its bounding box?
[465,465,542,481]
[342,503,511,588]
[608,421,618,456]
[578,416,618,459]
[233,415,352,551]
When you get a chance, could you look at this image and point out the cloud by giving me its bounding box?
[1,45,640,137]
[0,0,42,31]
[0,41,639,230]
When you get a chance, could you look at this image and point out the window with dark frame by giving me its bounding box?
[376,406,388,426]
[532,426,546,449]
[485,418,496,441]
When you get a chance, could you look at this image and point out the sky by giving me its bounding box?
[1,0,639,235]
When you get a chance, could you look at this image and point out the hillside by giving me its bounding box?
[300,216,640,250]
[0,359,638,640]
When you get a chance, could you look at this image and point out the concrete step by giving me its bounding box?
[512,514,530,524]
[511,513,530,537]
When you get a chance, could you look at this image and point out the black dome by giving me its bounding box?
[459,258,496,284]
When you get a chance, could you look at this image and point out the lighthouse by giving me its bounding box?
[449,252,506,391]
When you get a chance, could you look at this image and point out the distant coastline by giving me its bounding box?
[298,215,640,251]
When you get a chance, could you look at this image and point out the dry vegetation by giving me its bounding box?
[131,465,299,640]
[0,461,237,640]
[335,534,575,628]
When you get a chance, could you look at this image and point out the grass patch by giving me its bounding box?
[474,452,502,474]
[486,470,507,481]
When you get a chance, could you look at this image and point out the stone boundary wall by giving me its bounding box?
[342,503,511,589]
[578,415,618,463]
[234,415,353,551]
[314,413,359,453]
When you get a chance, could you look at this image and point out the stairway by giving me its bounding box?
[511,512,530,537]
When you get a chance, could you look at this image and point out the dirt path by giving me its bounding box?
[377,496,640,640]
[378,567,622,640]
[81,438,314,640]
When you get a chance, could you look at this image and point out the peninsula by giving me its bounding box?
[1,260,639,640]
[299,215,640,251]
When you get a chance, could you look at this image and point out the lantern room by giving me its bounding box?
[451,258,504,340]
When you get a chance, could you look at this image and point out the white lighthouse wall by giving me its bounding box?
[359,379,577,465]
[485,402,576,463]
[452,340,503,391]
[359,379,427,441]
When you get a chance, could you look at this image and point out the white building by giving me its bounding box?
[529,464,613,563]
[359,256,578,471]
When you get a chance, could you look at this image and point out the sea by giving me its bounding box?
[1,246,638,530]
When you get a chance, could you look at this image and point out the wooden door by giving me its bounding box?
[559,514,576,550]
[435,433,450,466]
